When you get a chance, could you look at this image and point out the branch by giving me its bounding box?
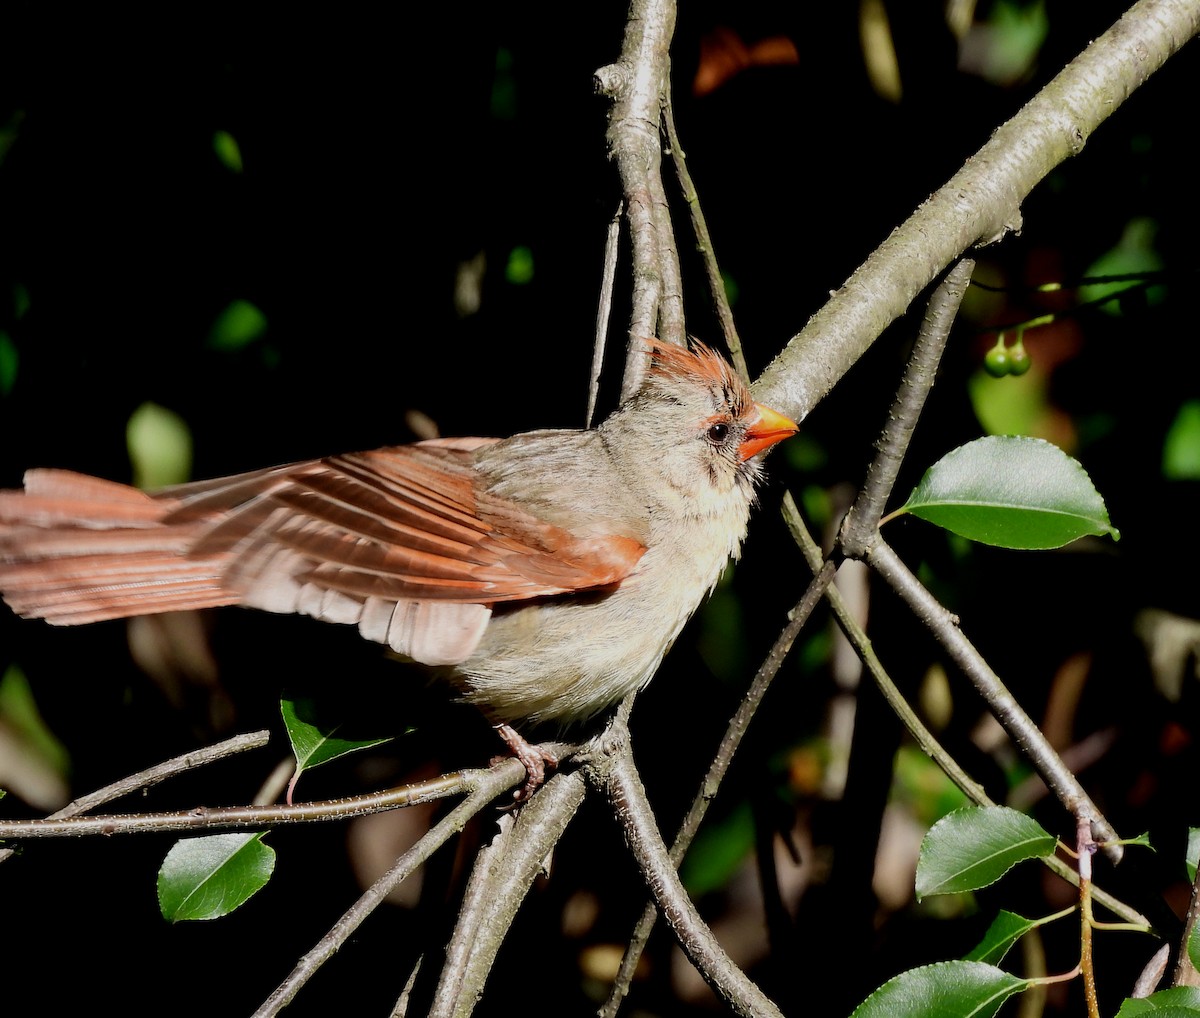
[595,0,684,397]
[752,0,1200,421]
[429,770,588,1017]
[599,733,785,1018]
[0,729,269,860]
[0,757,540,839]
[252,758,534,1018]
[868,540,1121,858]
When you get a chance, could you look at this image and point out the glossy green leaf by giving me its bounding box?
[916,806,1055,900]
[850,960,1029,1018]
[899,436,1119,549]
[157,833,274,921]
[964,910,1042,966]
[1190,925,1200,981]
[1114,987,1200,1016]
[281,697,394,774]
[1187,828,1199,882]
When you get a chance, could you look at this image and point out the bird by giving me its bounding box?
[0,341,797,797]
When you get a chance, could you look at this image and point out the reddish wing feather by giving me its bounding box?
[0,442,647,630]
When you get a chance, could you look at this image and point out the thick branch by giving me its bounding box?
[430,771,588,1017]
[596,0,683,397]
[753,0,1200,420]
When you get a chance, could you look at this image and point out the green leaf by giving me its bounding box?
[1080,217,1166,315]
[1187,828,1199,882]
[281,697,394,776]
[968,366,1049,438]
[211,129,243,173]
[850,960,1029,1018]
[1191,925,1200,982]
[1164,401,1200,480]
[208,298,267,350]
[505,245,534,285]
[0,329,18,395]
[127,401,193,489]
[1114,987,1200,1016]
[965,910,1042,966]
[157,833,275,921]
[898,436,1119,549]
[916,806,1055,899]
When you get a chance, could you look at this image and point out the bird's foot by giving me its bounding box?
[494,723,559,802]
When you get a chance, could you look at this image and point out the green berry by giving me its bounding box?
[984,336,1011,378]
[1007,336,1031,376]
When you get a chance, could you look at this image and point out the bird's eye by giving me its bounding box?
[706,422,730,444]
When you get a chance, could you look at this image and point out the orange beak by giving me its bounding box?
[738,402,799,461]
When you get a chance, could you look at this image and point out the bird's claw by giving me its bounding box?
[494,723,558,802]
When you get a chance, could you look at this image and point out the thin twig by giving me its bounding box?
[0,758,540,839]
[1174,854,1200,986]
[0,729,270,863]
[662,97,749,383]
[588,203,624,429]
[839,258,974,554]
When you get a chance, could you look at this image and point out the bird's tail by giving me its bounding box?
[0,469,238,625]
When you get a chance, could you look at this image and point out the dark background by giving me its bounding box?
[1,3,1198,1015]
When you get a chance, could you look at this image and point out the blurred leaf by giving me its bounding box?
[698,584,747,681]
[722,271,740,306]
[212,129,243,173]
[968,368,1049,437]
[158,833,274,921]
[916,806,1055,899]
[898,436,1119,549]
[0,664,70,779]
[505,246,534,285]
[1187,828,1199,882]
[0,329,17,395]
[127,401,193,489]
[1080,217,1166,314]
[680,800,754,897]
[963,0,1049,87]
[965,910,1041,966]
[850,960,1029,1018]
[892,746,969,825]
[1115,987,1200,1016]
[208,298,268,350]
[491,47,517,120]
[1164,401,1200,480]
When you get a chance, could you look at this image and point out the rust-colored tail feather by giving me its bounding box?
[0,469,239,624]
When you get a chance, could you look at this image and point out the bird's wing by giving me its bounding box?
[0,441,646,665]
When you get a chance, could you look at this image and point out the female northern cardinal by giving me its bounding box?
[0,342,796,795]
